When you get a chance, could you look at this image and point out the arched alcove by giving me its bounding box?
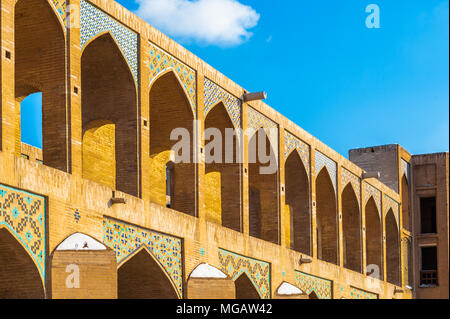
[235,273,261,299]
[316,168,338,264]
[285,150,310,255]
[386,209,401,286]
[365,197,383,280]
[342,184,362,273]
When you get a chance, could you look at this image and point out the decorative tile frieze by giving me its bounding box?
[204,78,241,128]
[295,270,332,299]
[284,130,310,178]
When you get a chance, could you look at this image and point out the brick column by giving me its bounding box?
[139,35,150,201]
[310,148,317,258]
[337,165,344,267]
[196,72,206,220]
[279,125,289,248]
[241,102,249,235]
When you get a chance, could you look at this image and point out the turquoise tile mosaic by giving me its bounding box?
[295,270,332,299]
[284,130,310,178]
[218,248,271,299]
[80,0,138,83]
[103,217,183,297]
[0,184,46,283]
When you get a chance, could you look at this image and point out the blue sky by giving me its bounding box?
[22,0,449,156]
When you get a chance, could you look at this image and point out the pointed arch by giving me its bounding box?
[316,167,338,265]
[53,232,107,252]
[386,208,401,286]
[205,102,241,231]
[285,149,311,255]
[235,272,261,299]
[15,0,68,171]
[401,175,410,232]
[342,183,362,273]
[81,32,139,196]
[149,70,196,216]
[308,291,319,299]
[0,228,45,298]
[365,196,383,279]
[118,246,179,299]
[248,128,279,244]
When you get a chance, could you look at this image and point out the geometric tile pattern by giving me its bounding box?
[384,194,400,229]
[295,270,333,299]
[284,130,310,178]
[218,248,271,299]
[349,286,378,299]
[247,107,278,156]
[0,184,46,283]
[341,167,361,204]
[103,217,183,298]
[51,0,66,25]
[149,42,196,113]
[80,0,139,83]
[401,158,410,182]
[204,77,241,128]
[315,150,337,192]
[363,182,382,216]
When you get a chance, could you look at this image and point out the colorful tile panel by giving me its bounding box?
[51,0,66,23]
[401,158,410,182]
[247,107,278,156]
[363,182,382,216]
[218,248,271,299]
[103,217,183,297]
[341,167,361,204]
[349,286,378,299]
[384,194,400,229]
[149,42,196,113]
[204,78,241,128]
[284,130,310,178]
[295,270,332,299]
[0,184,46,283]
[80,0,138,82]
[315,150,337,192]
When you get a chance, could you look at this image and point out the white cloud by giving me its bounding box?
[135,0,260,46]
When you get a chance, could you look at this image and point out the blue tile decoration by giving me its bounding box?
[284,130,310,178]
[73,209,81,223]
[218,248,271,299]
[384,194,400,229]
[363,182,381,216]
[295,270,332,299]
[401,159,410,182]
[103,217,183,297]
[349,286,378,299]
[341,167,361,204]
[247,107,278,157]
[0,184,46,283]
[315,150,337,192]
[149,42,196,114]
[80,0,138,83]
[51,0,66,25]
[203,78,241,129]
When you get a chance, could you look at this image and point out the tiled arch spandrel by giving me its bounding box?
[284,130,310,178]
[315,150,337,192]
[341,167,361,204]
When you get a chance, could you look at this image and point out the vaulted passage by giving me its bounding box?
[248,129,278,244]
[149,71,196,216]
[365,197,383,279]
[285,151,310,255]
[316,168,338,265]
[81,33,138,196]
[204,103,241,231]
[401,176,410,232]
[14,0,67,171]
[235,273,260,299]
[0,229,44,298]
[342,184,362,273]
[386,209,401,286]
[118,249,178,299]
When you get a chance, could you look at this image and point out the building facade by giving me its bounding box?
[0,0,446,299]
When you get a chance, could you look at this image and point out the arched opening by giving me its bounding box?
[204,103,241,231]
[308,291,319,299]
[365,197,383,280]
[316,168,338,264]
[342,184,362,273]
[248,129,278,244]
[15,0,67,171]
[235,273,260,299]
[0,228,44,298]
[82,120,116,189]
[401,176,410,232]
[81,33,138,196]
[386,209,401,286]
[20,93,43,148]
[118,248,178,299]
[149,71,195,216]
[285,151,310,255]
